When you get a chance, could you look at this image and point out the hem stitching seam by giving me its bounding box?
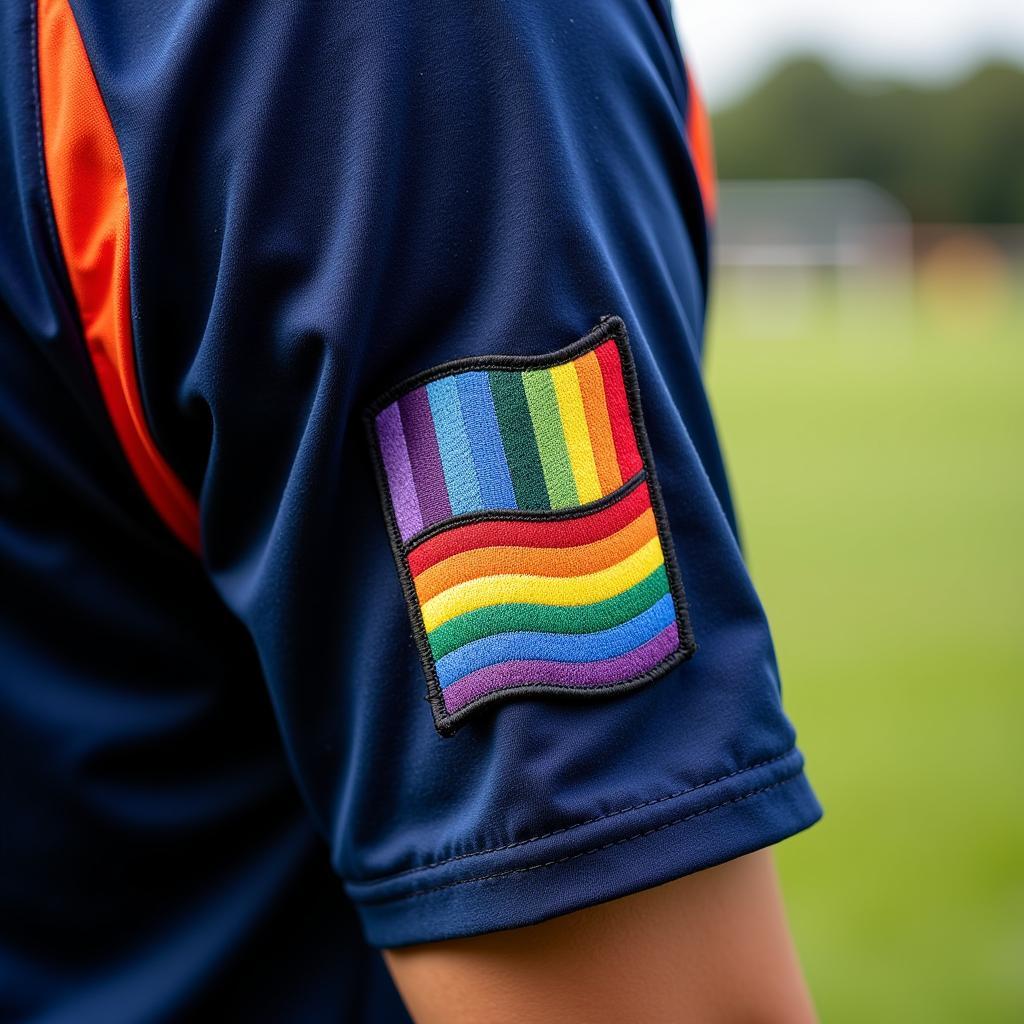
[347,747,798,890]
[352,770,805,904]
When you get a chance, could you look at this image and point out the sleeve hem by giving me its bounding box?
[347,746,821,947]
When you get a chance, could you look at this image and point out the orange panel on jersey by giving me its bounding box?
[685,68,717,222]
[37,0,200,552]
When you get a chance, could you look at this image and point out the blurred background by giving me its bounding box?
[672,2,1024,1020]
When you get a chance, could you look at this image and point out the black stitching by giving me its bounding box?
[347,749,795,885]
[365,317,643,417]
[351,772,804,904]
[362,316,697,736]
[403,471,648,552]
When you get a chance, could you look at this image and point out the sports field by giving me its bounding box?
[705,281,1024,1022]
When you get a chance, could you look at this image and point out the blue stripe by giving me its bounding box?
[426,376,482,515]
[436,592,675,688]
[455,370,517,510]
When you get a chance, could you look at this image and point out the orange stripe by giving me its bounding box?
[685,68,717,222]
[37,0,200,552]
[574,349,622,495]
[414,507,657,604]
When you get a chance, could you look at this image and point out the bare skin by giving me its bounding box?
[384,849,816,1024]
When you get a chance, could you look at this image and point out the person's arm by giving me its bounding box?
[385,850,816,1024]
[65,0,822,1008]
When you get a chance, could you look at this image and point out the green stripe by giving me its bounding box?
[427,564,670,660]
[521,368,578,508]
[489,370,550,510]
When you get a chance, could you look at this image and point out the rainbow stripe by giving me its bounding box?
[406,479,678,714]
[368,324,691,731]
[375,340,643,542]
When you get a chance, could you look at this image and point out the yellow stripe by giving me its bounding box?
[414,508,657,604]
[420,536,665,632]
[549,360,602,503]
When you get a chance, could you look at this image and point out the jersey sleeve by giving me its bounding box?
[76,0,821,946]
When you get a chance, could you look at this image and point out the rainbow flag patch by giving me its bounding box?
[365,316,694,735]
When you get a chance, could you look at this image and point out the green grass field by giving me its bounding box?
[705,284,1024,1022]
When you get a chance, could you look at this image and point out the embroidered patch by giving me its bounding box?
[364,316,695,736]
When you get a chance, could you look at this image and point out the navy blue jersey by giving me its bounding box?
[0,1,820,1021]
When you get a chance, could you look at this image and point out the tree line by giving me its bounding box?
[711,58,1024,224]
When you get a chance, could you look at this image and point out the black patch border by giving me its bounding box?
[363,316,696,737]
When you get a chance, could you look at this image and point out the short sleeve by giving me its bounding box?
[95,1,820,946]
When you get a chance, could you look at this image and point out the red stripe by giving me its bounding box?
[37,0,200,552]
[594,340,643,481]
[407,479,652,577]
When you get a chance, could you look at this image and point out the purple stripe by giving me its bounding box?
[398,385,452,530]
[375,402,423,540]
[442,621,680,714]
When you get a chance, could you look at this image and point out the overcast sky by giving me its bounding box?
[672,0,1024,108]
